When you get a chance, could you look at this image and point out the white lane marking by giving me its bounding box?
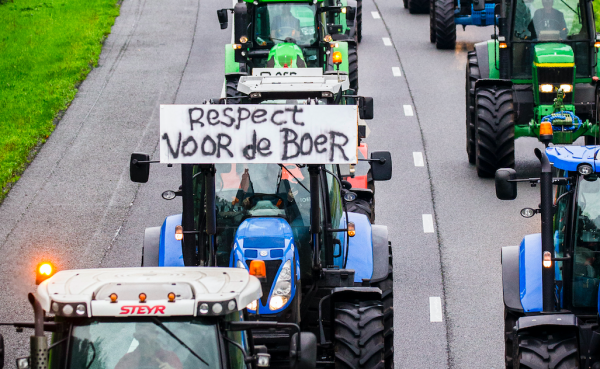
[429,297,443,322]
[382,37,392,46]
[371,11,381,19]
[392,67,402,77]
[403,105,414,116]
[422,214,434,233]
[413,152,424,167]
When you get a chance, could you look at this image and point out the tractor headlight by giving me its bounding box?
[559,84,573,93]
[539,84,554,93]
[269,260,292,310]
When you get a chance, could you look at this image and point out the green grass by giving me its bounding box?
[0,0,119,201]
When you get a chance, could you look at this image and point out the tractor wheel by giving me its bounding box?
[334,300,385,369]
[465,51,480,164]
[475,86,515,178]
[371,243,394,369]
[429,0,436,43]
[349,44,359,92]
[504,309,519,369]
[408,0,429,14]
[403,0,408,8]
[434,0,456,49]
[515,330,579,368]
[357,0,363,43]
[225,77,243,104]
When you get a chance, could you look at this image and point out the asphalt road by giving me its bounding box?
[0,0,552,366]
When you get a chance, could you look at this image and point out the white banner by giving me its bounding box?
[160,104,358,164]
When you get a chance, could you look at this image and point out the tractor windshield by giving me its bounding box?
[254,3,318,46]
[65,317,220,369]
[510,0,591,78]
[571,175,600,308]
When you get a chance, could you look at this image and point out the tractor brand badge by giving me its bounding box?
[120,305,166,315]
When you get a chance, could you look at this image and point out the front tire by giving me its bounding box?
[434,0,456,49]
[357,0,363,43]
[429,0,436,43]
[403,0,408,9]
[225,77,243,104]
[465,51,480,164]
[408,0,429,14]
[504,309,519,369]
[475,86,515,178]
[371,243,394,369]
[348,44,359,92]
[515,330,579,368]
[334,300,385,369]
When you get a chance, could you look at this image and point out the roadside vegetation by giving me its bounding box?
[0,0,119,201]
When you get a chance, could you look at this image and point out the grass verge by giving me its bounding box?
[0,0,120,202]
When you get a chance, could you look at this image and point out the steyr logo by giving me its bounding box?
[120,305,166,315]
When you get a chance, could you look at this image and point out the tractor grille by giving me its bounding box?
[247,259,282,305]
[537,67,574,104]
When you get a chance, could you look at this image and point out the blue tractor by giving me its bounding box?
[130,82,394,368]
[496,144,600,368]
[428,0,497,49]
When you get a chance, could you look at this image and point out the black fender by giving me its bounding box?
[474,78,513,91]
[370,225,390,283]
[501,246,523,312]
[516,314,578,331]
[142,227,161,267]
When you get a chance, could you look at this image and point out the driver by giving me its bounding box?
[271,4,300,40]
[115,324,182,369]
[531,0,568,39]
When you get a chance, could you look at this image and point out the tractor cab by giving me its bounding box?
[496,145,600,367]
[0,266,317,369]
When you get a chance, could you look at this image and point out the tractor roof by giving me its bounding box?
[546,146,600,172]
[36,267,261,318]
[238,68,349,95]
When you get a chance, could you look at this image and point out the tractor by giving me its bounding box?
[130,95,394,368]
[0,264,316,369]
[429,0,498,49]
[496,139,600,367]
[216,0,361,95]
[466,0,599,178]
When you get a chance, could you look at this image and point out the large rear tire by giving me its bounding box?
[475,86,515,178]
[225,77,243,104]
[349,45,359,92]
[408,0,429,14]
[429,0,436,43]
[371,243,394,369]
[334,300,385,369]
[515,330,580,368]
[357,0,363,43]
[465,51,480,164]
[504,309,519,369]
[434,0,456,49]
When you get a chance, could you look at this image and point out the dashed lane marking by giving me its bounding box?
[422,214,434,233]
[403,105,414,116]
[382,37,392,46]
[413,152,424,167]
[371,11,381,19]
[429,297,443,322]
[392,67,401,77]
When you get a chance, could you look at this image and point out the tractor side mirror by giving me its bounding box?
[370,151,392,181]
[359,97,374,120]
[290,332,317,369]
[217,9,229,29]
[345,6,356,28]
[130,153,151,183]
[495,168,517,200]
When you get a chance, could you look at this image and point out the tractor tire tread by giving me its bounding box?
[408,0,429,14]
[516,330,579,369]
[349,45,359,92]
[466,51,480,164]
[434,0,456,49]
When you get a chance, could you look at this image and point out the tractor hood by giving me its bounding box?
[267,43,306,68]
[533,43,574,65]
[545,145,600,172]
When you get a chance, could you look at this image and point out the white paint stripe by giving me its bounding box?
[413,152,424,167]
[371,11,381,19]
[392,67,401,77]
[422,214,434,233]
[382,37,392,46]
[429,297,443,322]
[403,105,414,116]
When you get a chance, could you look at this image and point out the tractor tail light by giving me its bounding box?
[543,251,552,268]
[175,225,183,241]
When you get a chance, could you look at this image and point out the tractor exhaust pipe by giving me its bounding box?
[536,148,555,312]
[28,293,48,369]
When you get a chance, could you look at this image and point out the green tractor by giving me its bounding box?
[217,0,361,96]
[465,0,599,177]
